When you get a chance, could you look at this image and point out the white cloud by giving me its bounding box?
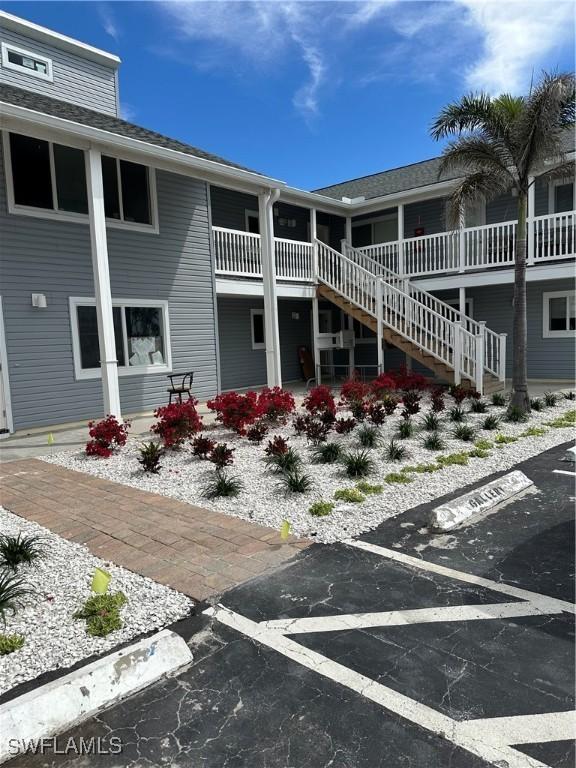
[456,0,574,94]
[98,3,120,43]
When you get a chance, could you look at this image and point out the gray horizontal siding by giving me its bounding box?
[486,192,518,225]
[217,297,311,390]
[0,27,117,115]
[404,198,446,237]
[0,135,219,430]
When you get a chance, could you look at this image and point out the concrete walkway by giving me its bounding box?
[0,459,308,601]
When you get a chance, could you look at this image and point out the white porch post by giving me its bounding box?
[345,216,352,247]
[397,204,405,276]
[310,207,318,281]
[376,280,384,374]
[458,208,466,273]
[312,296,321,384]
[527,175,535,265]
[347,314,355,377]
[258,189,282,387]
[85,148,121,419]
[459,286,466,318]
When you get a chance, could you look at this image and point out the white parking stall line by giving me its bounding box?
[207,604,557,768]
[456,711,576,746]
[552,470,576,477]
[259,601,560,634]
[346,539,576,615]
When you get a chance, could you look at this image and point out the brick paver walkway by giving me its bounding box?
[0,459,309,601]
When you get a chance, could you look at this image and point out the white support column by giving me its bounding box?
[458,208,466,273]
[312,295,321,384]
[527,175,535,265]
[459,286,466,318]
[259,189,282,387]
[397,204,405,276]
[310,207,318,281]
[376,280,384,374]
[347,314,355,378]
[475,320,486,394]
[345,216,352,247]
[453,320,462,386]
[85,148,121,419]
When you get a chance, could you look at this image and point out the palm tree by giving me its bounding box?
[431,72,575,412]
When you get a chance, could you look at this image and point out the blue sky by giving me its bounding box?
[3,1,574,190]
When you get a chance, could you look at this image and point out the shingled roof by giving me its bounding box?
[0,83,263,176]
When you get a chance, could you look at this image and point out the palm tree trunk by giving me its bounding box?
[510,193,530,412]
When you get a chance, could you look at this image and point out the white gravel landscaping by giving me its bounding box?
[43,395,575,545]
[0,508,193,696]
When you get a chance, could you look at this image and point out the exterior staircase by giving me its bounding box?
[315,239,506,394]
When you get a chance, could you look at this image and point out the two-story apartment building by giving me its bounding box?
[0,11,574,434]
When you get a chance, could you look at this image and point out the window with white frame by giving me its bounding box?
[549,179,575,214]
[4,132,157,230]
[543,291,575,338]
[1,42,52,81]
[70,298,171,379]
[245,210,260,234]
[250,309,265,349]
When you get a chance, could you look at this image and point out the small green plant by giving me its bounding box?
[311,442,342,464]
[385,439,408,461]
[356,481,383,494]
[494,434,518,445]
[530,398,543,412]
[403,463,439,474]
[280,468,314,493]
[563,391,576,401]
[544,391,559,407]
[491,392,507,406]
[453,424,476,442]
[397,418,414,439]
[334,487,365,503]
[474,438,493,450]
[74,592,127,637]
[0,570,33,623]
[0,633,25,655]
[266,447,302,474]
[482,415,501,431]
[448,406,466,423]
[384,472,413,484]
[469,399,488,414]
[202,469,244,498]
[505,406,528,423]
[137,441,164,474]
[422,412,440,431]
[520,426,547,437]
[357,424,381,449]
[469,448,490,458]
[422,432,445,451]
[437,452,469,467]
[545,410,576,428]
[342,450,374,477]
[309,500,334,517]
[0,533,46,571]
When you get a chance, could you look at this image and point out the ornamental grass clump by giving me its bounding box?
[312,442,342,464]
[208,443,235,469]
[505,406,528,423]
[0,633,25,655]
[449,406,466,423]
[491,392,507,407]
[341,450,374,478]
[422,432,445,451]
[0,570,33,623]
[385,439,408,461]
[481,415,501,431]
[563,391,576,401]
[202,470,244,499]
[422,412,440,431]
[266,447,302,474]
[334,488,365,503]
[453,424,476,442]
[469,399,488,414]
[74,592,127,637]
[0,533,46,572]
[530,398,543,412]
[151,401,202,448]
[357,424,381,449]
[544,391,559,407]
[85,415,130,458]
[309,501,334,517]
[280,468,313,494]
[137,441,164,474]
[397,418,414,439]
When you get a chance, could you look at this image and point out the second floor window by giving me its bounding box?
[6,132,155,229]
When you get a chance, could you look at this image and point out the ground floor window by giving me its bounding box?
[250,308,265,349]
[70,298,171,379]
[542,290,575,338]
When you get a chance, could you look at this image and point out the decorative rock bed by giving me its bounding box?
[0,508,193,696]
[43,395,575,545]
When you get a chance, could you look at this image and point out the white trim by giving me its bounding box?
[416,262,575,291]
[1,42,53,82]
[215,279,316,299]
[542,289,575,338]
[0,10,120,67]
[2,132,159,234]
[69,297,172,380]
[244,208,259,233]
[0,297,14,435]
[250,308,265,350]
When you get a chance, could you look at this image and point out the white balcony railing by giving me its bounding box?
[213,226,314,281]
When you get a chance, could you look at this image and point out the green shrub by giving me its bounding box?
[468,448,490,458]
[494,434,518,445]
[397,418,414,439]
[469,399,488,414]
[356,481,383,494]
[202,470,244,498]
[544,391,559,407]
[342,450,374,478]
[312,442,342,464]
[422,432,445,451]
[385,439,407,461]
[448,406,466,423]
[266,447,302,474]
[357,425,381,449]
[520,426,547,437]
[137,441,164,474]
[74,592,127,637]
[482,415,501,431]
[0,533,46,572]
[309,501,334,517]
[403,463,438,473]
[491,392,507,406]
[422,412,440,431]
[280,468,314,494]
[0,570,33,622]
[505,406,528,423]
[334,488,365,503]
[0,633,25,655]
[437,452,469,467]
[453,424,476,442]
[474,438,493,450]
[384,472,413,484]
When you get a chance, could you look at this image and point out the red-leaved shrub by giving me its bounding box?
[386,366,429,391]
[303,385,336,415]
[246,422,268,443]
[85,415,130,458]
[334,417,356,434]
[151,400,202,448]
[265,436,289,456]
[192,434,216,459]
[258,387,295,423]
[370,374,397,400]
[339,379,369,406]
[207,391,261,435]
[208,443,234,468]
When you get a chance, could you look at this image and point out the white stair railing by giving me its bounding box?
[317,239,482,389]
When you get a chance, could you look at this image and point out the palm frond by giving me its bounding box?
[430,93,504,140]
[445,171,512,229]
[537,159,576,183]
[438,136,515,182]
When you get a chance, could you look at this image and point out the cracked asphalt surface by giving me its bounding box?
[10,442,575,768]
